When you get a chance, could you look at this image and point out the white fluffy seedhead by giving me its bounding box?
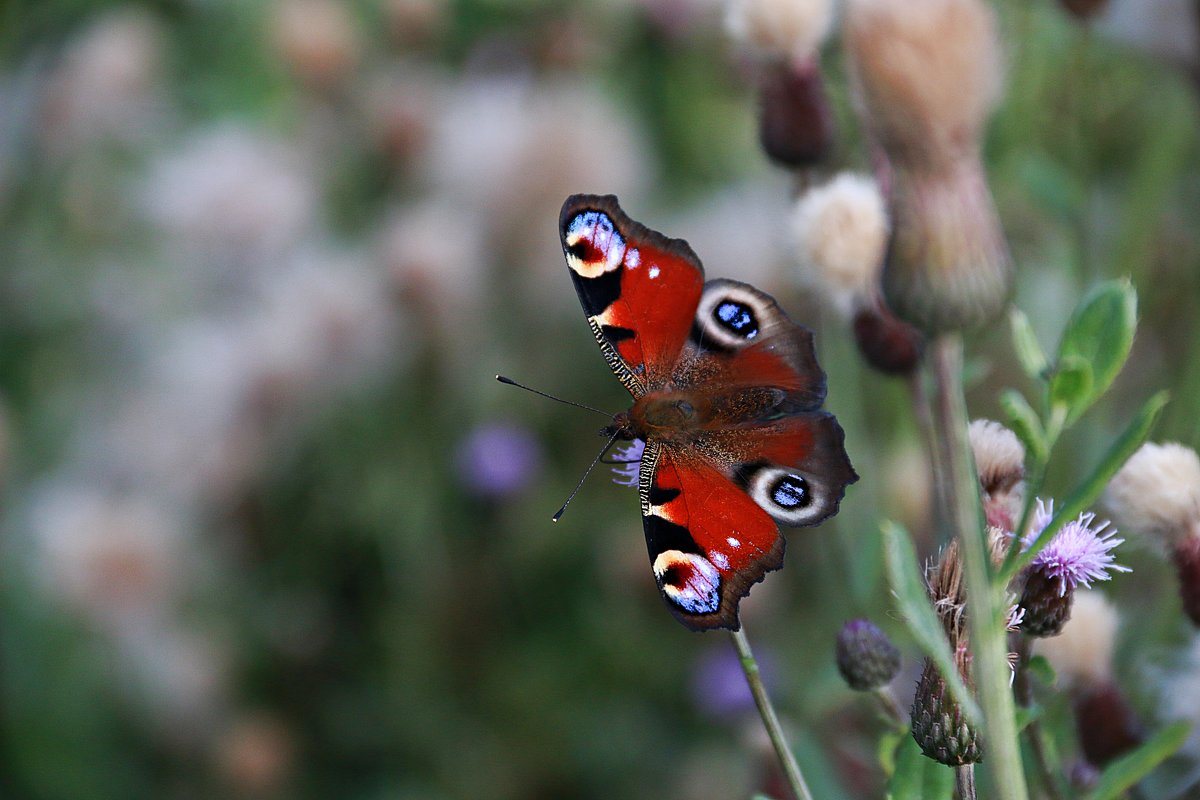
[1033,590,1119,688]
[843,0,1003,167]
[725,0,833,61]
[1105,441,1200,549]
[789,172,888,316]
[968,419,1025,496]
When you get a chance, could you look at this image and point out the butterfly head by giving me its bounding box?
[600,410,637,442]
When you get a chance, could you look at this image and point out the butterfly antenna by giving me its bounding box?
[552,427,624,523]
[496,375,610,418]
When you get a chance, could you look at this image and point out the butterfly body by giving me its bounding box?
[561,194,857,631]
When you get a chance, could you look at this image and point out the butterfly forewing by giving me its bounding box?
[560,194,704,396]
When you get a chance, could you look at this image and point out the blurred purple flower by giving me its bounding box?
[691,644,776,719]
[610,439,644,487]
[456,421,542,498]
[1023,499,1130,595]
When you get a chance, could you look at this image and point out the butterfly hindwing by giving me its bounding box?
[560,194,704,396]
[639,441,785,631]
[708,412,858,528]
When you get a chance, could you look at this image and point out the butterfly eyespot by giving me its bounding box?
[693,282,775,351]
[745,465,829,526]
[714,301,759,339]
[652,550,721,614]
[770,474,811,509]
[564,210,626,279]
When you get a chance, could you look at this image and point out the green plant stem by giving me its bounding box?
[930,336,1029,800]
[873,686,907,730]
[909,369,951,544]
[730,627,814,800]
[1013,637,1068,800]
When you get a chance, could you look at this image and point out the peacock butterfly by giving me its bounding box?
[560,194,858,632]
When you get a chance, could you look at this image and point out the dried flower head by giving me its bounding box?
[1105,441,1200,549]
[927,527,1008,639]
[1033,590,1118,688]
[835,618,901,691]
[725,0,833,61]
[843,0,1003,169]
[790,173,889,316]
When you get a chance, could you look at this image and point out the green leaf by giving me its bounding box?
[1024,655,1057,687]
[878,729,904,777]
[1014,704,1042,732]
[1000,389,1047,463]
[1010,307,1049,379]
[1055,279,1138,424]
[886,735,956,800]
[1049,354,1094,423]
[881,521,982,724]
[1008,391,1169,577]
[1090,721,1191,800]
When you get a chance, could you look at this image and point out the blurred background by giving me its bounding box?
[2,0,1200,798]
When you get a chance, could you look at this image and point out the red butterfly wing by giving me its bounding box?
[560,195,704,396]
[639,441,784,631]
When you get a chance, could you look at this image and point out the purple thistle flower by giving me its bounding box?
[1024,499,1130,596]
[610,438,645,487]
[456,421,542,498]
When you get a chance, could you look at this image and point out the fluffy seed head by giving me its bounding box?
[725,0,834,61]
[1033,590,1118,688]
[1105,442,1200,549]
[790,173,889,316]
[843,0,1003,169]
[969,419,1025,496]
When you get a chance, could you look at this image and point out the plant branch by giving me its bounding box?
[730,626,814,800]
[930,335,1029,800]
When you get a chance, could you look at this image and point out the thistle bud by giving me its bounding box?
[882,159,1013,334]
[757,58,834,168]
[844,0,1012,333]
[910,656,983,766]
[852,297,923,375]
[835,618,901,691]
[1075,681,1143,765]
[1105,442,1200,625]
[1058,0,1108,20]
